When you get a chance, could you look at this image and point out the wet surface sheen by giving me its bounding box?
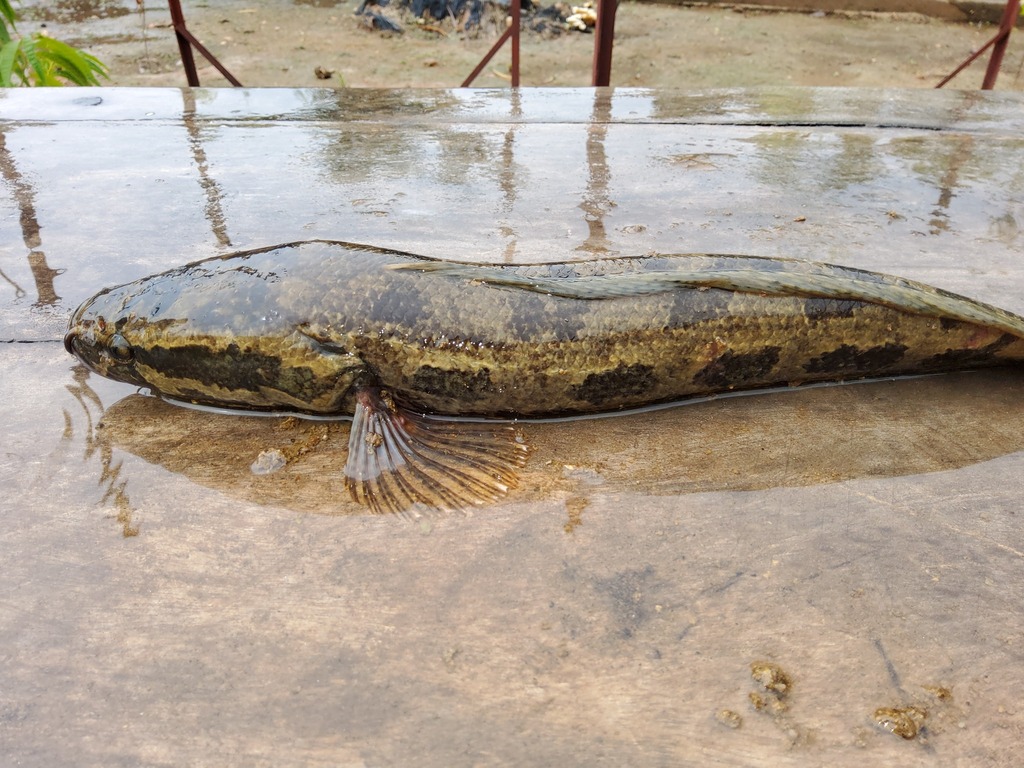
[2,87,1024,766]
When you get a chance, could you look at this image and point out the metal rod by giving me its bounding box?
[461,26,513,87]
[591,0,618,86]
[167,0,200,86]
[166,0,242,87]
[982,0,1020,88]
[936,0,1018,89]
[935,35,998,87]
[461,0,521,87]
[177,27,243,86]
[511,0,520,87]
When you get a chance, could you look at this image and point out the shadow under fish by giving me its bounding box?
[97,369,1024,516]
[65,240,1024,514]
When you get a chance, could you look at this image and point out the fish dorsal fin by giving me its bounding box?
[344,387,529,515]
[390,258,1024,341]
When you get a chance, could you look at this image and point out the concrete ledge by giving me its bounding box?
[952,0,1020,23]
[637,0,1020,25]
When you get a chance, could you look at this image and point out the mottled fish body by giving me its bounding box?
[65,240,1024,512]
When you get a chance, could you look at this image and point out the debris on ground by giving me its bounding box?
[355,2,406,34]
[355,0,573,37]
[565,1,596,32]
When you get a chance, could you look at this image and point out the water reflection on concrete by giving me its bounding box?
[576,90,614,254]
[182,89,233,248]
[0,130,65,308]
[3,87,1024,765]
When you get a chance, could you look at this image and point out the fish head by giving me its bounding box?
[65,281,152,389]
[65,271,369,415]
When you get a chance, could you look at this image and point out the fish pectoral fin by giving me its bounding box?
[343,388,529,516]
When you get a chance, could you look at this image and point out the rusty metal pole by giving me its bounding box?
[591,0,618,86]
[511,0,521,87]
[166,0,243,86]
[982,0,1020,89]
[937,0,1019,89]
[461,27,513,86]
[462,0,521,87]
[167,0,200,87]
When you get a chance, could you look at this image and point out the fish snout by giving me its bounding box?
[63,329,78,356]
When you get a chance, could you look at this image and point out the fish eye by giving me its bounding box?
[108,334,134,363]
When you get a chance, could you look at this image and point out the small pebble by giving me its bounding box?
[751,661,791,694]
[874,706,927,739]
[251,448,287,475]
[715,709,743,729]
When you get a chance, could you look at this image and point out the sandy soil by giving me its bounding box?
[23,0,1024,91]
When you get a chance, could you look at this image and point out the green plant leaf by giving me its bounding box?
[0,2,109,87]
[19,35,58,86]
[0,0,17,35]
[34,35,108,85]
[0,37,21,86]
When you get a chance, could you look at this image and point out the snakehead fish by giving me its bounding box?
[64,240,1024,513]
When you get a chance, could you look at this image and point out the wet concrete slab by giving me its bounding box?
[3,86,1024,765]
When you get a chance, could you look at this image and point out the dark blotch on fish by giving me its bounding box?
[574,363,657,405]
[803,342,908,375]
[408,364,494,401]
[139,343,287,393]
[140,343,326,404]
[922,334,1016,369]
[694,347,781,389]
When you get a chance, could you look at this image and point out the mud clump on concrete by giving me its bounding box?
[873,705,928,739]
[749,660,793,715]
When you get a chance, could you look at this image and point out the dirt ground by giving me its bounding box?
[22,0,1024,91]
